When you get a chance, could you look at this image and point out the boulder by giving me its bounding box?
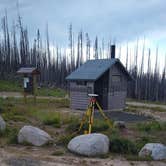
[0,115,6,131]
[68,133,109,156]
[113,121,126,129]
[139,143,166,160]
[18,125,52,146]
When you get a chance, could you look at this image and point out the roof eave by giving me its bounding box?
[66,78,96,81]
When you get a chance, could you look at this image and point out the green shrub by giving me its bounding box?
[7,128,19,144]
[57,134,76,146]
[109,137,138,154]
[92,119,110,132]
[0,127,19,144]
[135,136,152,150]
[137,121,162,132]
[66,117,80,132]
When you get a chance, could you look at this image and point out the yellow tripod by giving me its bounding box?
[78,94,112,134]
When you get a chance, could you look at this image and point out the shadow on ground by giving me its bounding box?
[95,111,152,122]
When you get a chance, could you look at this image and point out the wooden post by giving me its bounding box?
[33,75,37,104]
[24,92,27,104]
[23,75,27,104]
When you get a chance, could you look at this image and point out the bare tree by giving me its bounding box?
[94,36,98,59]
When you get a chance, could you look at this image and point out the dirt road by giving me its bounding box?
[126,101,166,122]
[0,92,165,108]
[126,101,166,109]
[0,92,66,99]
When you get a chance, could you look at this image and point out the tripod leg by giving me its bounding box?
[88,102,95,134]
[78,108,89,132]
[78,105,91,133]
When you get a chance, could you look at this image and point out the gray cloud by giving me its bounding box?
[0,0,166,46]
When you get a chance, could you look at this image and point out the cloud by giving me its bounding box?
[0,0,166,48]
[0,0,165,71]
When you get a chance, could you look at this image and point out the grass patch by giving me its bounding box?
[52,98,69,108]
[6,127,18,144]
[92,119,110,132]
[42,113,61,128]
[66,117,111,133]
[0,79,67,97]
[1,105,30,122]
[0,126,19,144]
[152,106,166,112]
[126,155,153,161]
[137,121,166,132]
[37,88,66,97]
[0,80,22,92]
[0,97,71,126]
[51,149,65,156]
[98,153,110,159]
[32,109,76,128]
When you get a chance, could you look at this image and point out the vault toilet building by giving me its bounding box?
[66,45,132,110]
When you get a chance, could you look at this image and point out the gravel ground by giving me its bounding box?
[103,111,151,122]
[93,110,151,122]
[0,146,166,166]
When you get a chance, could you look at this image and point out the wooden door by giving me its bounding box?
[102,78,108,110]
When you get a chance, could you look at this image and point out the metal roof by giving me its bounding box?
[66,58,131,81]
[17,67,40,74]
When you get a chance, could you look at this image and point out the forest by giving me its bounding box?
[0,12,165,103]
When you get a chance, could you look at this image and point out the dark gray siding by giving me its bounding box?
[108,91,127,110]
[69,82,94,110]
[94,70,109,110]
[108,65,127,110]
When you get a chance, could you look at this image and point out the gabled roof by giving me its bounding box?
[17,67,40,75]
[66,58,132,81]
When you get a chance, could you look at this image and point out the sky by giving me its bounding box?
[0,0,166,71]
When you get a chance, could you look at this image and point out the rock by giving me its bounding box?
[0,115,6,131]
[68,133,109,156]
[2,95,7,99]
[18,125,52,146]
[139,143,166,160]
[113,121,126,129]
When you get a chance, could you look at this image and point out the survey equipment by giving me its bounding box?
[78,94,112,134]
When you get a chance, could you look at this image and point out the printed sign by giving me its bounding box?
[24,77,29,88]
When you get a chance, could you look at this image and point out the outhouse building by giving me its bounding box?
[66,47,132,110]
